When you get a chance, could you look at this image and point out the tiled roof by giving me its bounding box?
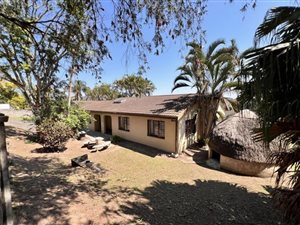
[77,94,196,118]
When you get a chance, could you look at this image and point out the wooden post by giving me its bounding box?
[0,113,14,225]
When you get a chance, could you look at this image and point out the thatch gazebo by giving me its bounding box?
[209,110,280,177]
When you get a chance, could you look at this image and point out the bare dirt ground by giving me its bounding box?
[3,113,285,225]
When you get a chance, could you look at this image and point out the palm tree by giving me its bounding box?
[240,6,300,224]
[72,80,87,101]
[173,39,239,142]
[82,86,93,100]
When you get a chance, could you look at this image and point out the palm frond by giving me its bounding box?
[255,7,300,45]
[186,42,200,50]
[230,39,238,52]
[240,47,256,58]
[222,80,239,90]
[210,47,233,63]
[176,65,193,76]
[171,82,190,92]
[173,74,192,84]
[206,39,225,59]
[213,53,234,64]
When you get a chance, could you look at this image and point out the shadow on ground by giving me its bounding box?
[6,126,38,144]
[86,130,166,158]
[10,155,106,225]
[10,153,284,225]
[31,146,68,153]
[103,180,284,225]
[6,126,29,137]
[117,140,166,158]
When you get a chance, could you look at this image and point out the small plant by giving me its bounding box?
[110,135,123,144]
[37,119,74,151]
[22,114,35,122]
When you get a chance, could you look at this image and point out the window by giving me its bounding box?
[147,120,165,138]
[118,117,129,131]
[185,115,196,136]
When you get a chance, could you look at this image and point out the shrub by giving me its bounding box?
[37,119,74,151]
[110,135,123,144]
[64,105,91,131]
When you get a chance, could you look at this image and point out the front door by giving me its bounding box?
[104,116,112,135]
[94,115,101,132]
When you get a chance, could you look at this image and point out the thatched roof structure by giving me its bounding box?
[209,110,281,163]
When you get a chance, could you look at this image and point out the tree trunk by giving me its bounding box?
[196,98,202,141]
[197,94,220,142]
[67,70,74,111]
[204,96,220,139]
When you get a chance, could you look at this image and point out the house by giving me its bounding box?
[78,94,199,154]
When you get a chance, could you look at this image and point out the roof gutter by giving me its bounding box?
[89,110,179,119]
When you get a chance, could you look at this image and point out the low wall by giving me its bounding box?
[220,155,275,177]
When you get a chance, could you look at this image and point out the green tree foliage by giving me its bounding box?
[114,74,156,97]
[0,80,17,103]
[173,39,239,141]
[240,7,300,224]
[64,104,91,131]
[0,80,28,109]
[41,98,91,132]
[85,83,119,100]
[0,0,206,123]
[0,1,206,60]
[0,1,104,120]
[9,95,28,109]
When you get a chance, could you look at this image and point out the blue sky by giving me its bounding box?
[77,0,293,95]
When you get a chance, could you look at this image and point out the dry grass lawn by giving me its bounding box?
[6,126,284,225]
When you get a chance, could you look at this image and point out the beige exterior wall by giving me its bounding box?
[88,112,176,153]
[177,105,198,154]
[220,155,275,177]
[88,113,97,130]
[88,118,94,130]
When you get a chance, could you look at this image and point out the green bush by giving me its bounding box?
[37,119,74,150]
[8,95,28,109]
[22,114,35,122]
[110,135,123,144]
[64,105,91,131]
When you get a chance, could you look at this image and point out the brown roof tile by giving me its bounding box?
[77,94,196,118]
